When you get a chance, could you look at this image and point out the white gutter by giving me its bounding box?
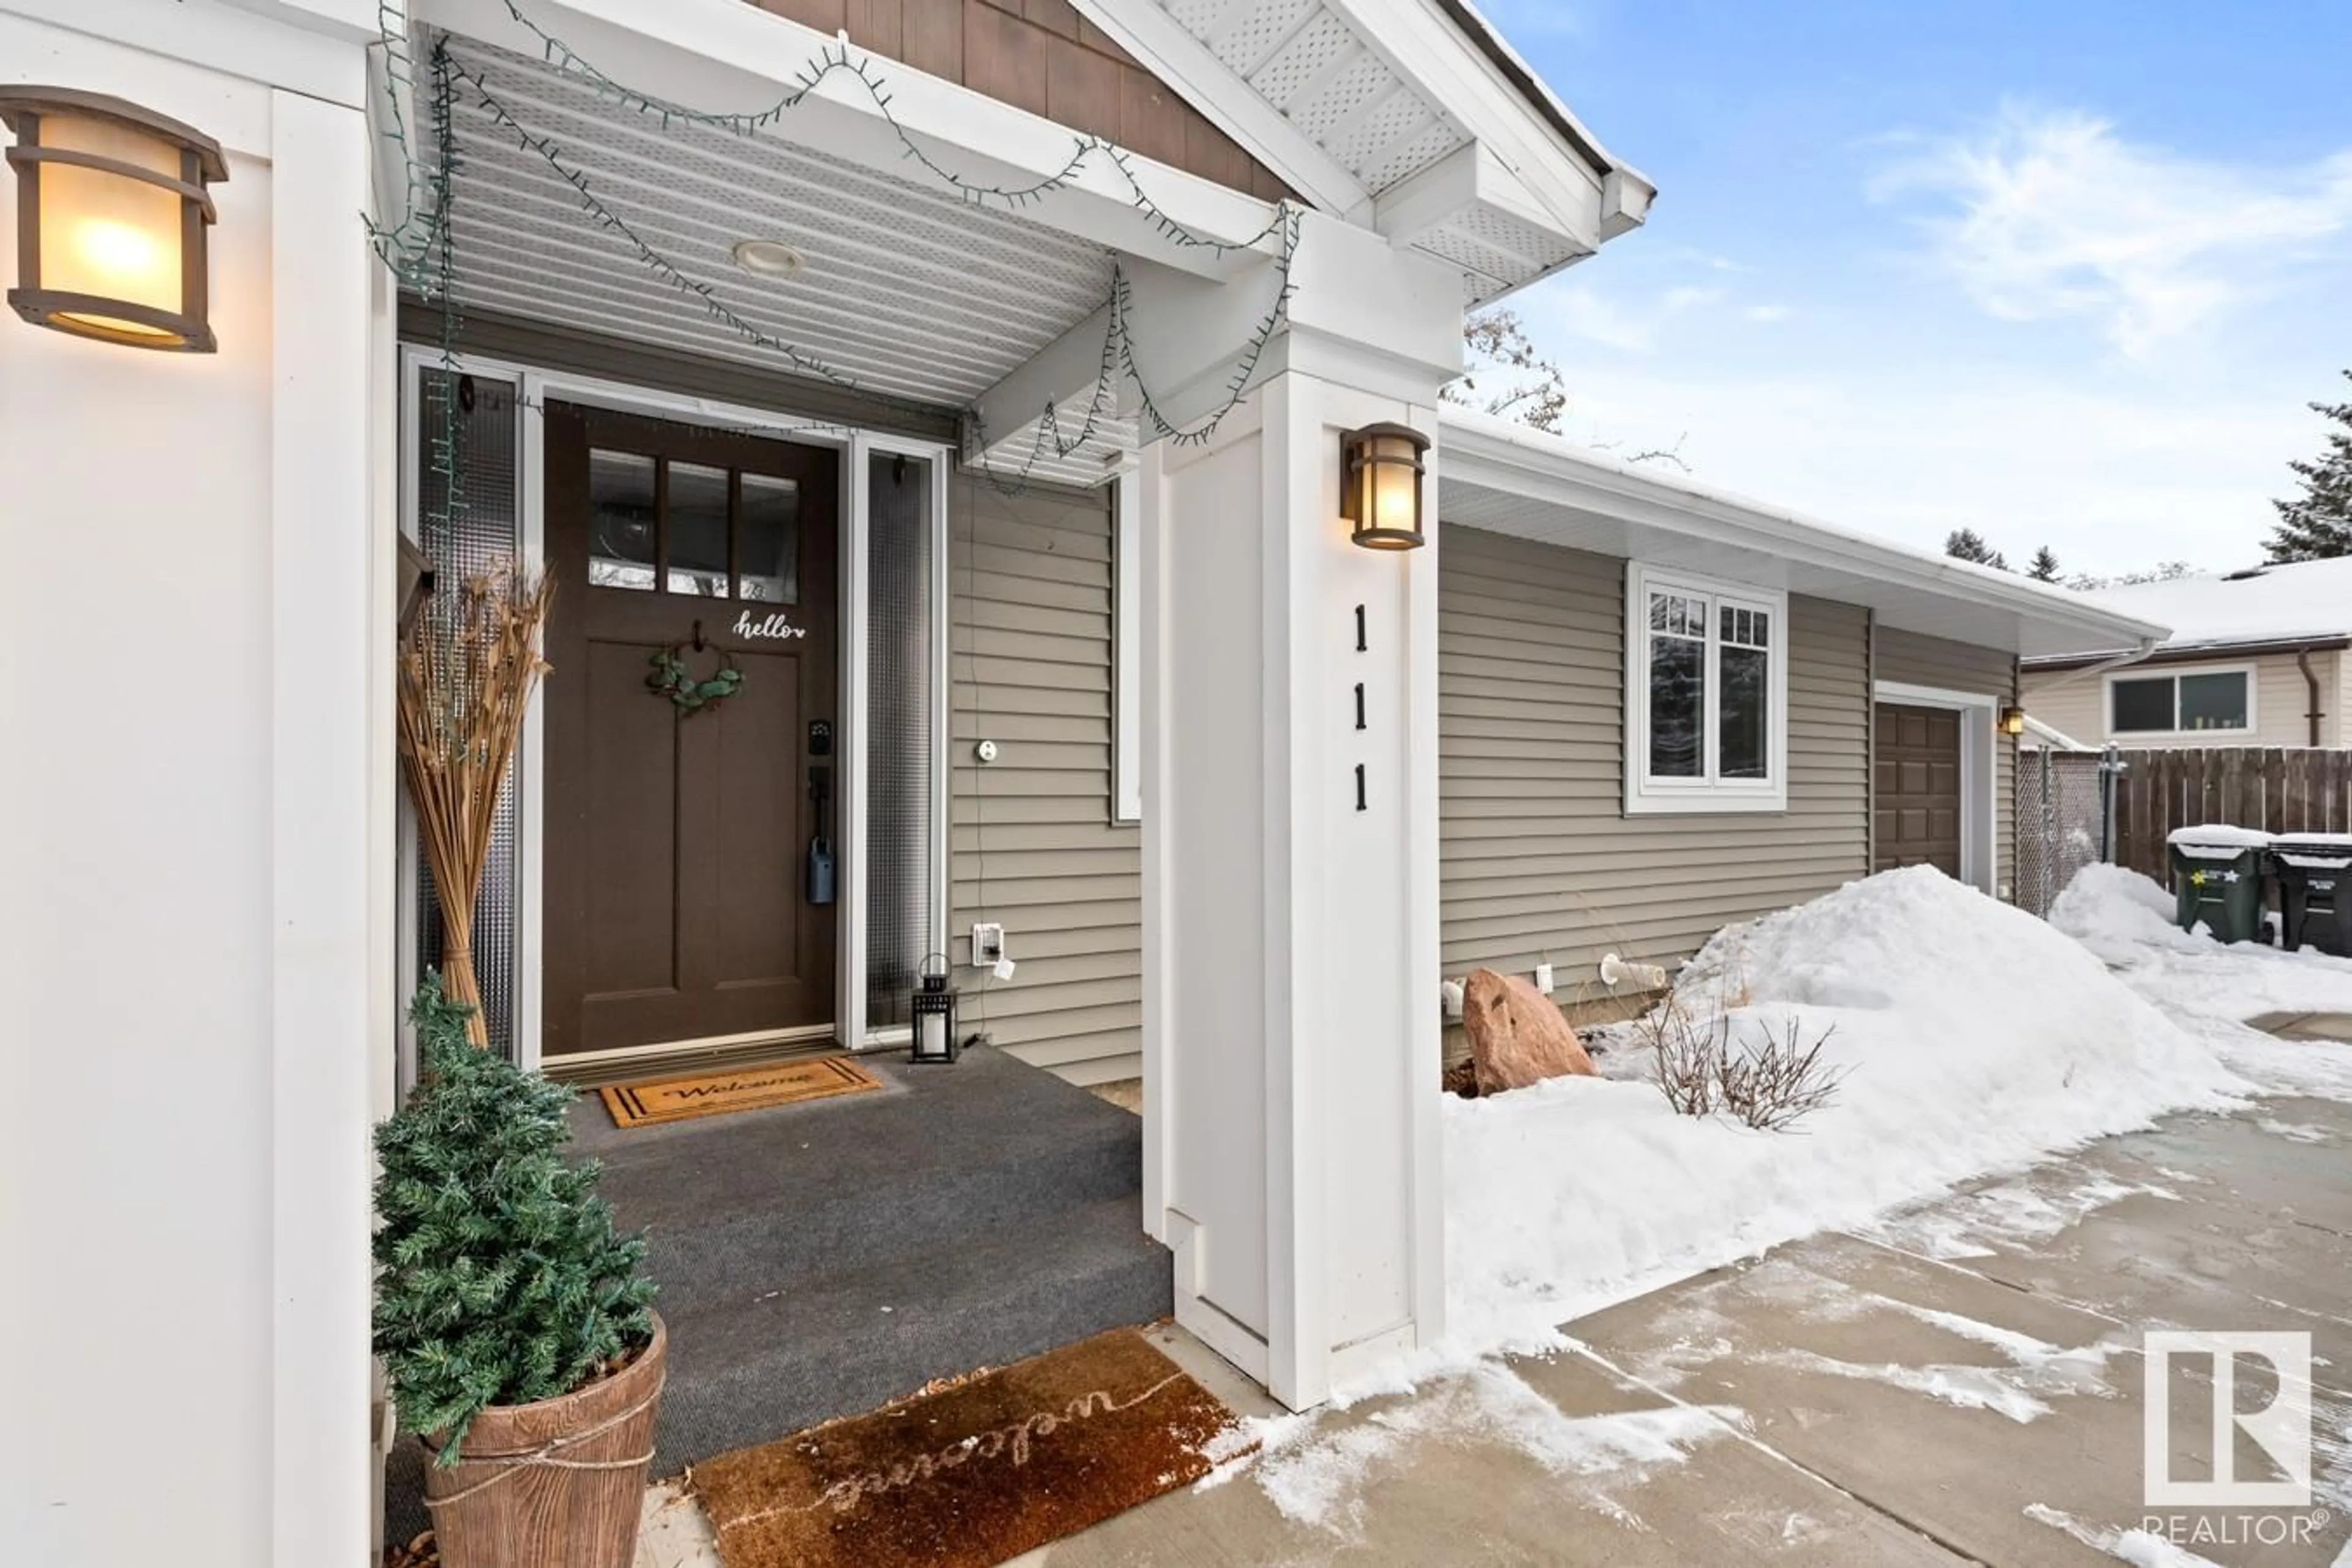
[1438,409,2172,653]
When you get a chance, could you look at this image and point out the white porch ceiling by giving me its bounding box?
[432,35,1118,418]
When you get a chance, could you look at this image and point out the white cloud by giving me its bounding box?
[1875,107,2352,358]
[1537,281,1727,353]
[1743,304,1793,324]
[1545,361,2317,576]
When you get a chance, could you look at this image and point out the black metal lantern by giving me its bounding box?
[909,954,960,1065]
[0,86,227,352]
[1341,421,1430,550]
[1999,704,2027,737]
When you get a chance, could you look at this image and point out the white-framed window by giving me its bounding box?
[1624,563,1789,814]
[2105,663,2255,739]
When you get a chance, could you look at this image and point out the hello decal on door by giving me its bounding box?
[733,609,809,641]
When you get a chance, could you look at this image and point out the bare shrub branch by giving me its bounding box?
[1641,997,1847,1133]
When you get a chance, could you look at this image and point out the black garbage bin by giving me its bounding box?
[2272,836,2352,954]
[2166,826,2271,944]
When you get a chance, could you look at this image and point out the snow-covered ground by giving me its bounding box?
[1220,863,2352,1542]
[1439,865,2263,1362]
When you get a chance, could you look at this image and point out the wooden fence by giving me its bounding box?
[2112,747,2352,886]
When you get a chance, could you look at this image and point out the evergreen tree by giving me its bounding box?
[373,978,657,1464]
[1944,527,2010,571]
[2027,546,2062,582]
[2265,370,2352,562]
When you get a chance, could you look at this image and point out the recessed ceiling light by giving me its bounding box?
[731,238,806,277]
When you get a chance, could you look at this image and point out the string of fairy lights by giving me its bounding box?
[366,0,1304,522]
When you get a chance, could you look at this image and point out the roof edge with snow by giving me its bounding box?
[1436,410,2173,660]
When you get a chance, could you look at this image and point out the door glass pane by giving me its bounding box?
[739,473,801,605]
[1721,645,1770,778]
[666,461,731,597]
[2112,677,2176,733]
[2178,671,2248,731]
[1649,590,1706,778]
[586,450,657,591]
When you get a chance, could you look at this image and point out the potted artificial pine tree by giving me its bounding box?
[374,980,663,1568]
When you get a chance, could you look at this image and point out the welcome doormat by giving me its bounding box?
[692,1329,1242,1568]
[598,1055,880,1128]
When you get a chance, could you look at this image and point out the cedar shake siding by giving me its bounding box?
[949,472,1140,1084]
[748,0,1293,202]
[1436,524,1873,988]
[1873,625,2022,894]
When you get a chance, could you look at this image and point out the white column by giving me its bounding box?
[270,86,383,1568]
[1142,361,1448,1408]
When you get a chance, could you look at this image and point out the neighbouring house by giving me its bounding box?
[2022,557,2352,750]
[1,2,2169,1564]
[1432,412,2163,1016]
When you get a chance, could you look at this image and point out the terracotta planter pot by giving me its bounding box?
[423,1313,666,1568]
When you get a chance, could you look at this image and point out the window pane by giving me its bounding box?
[1649,632,1705,777]
[2178,672,2248,731]
[1721,645,1770,778]
[586,450,657,591]
[666,461,731,597]
[2112,677,2176,733]
[739,473,801,605]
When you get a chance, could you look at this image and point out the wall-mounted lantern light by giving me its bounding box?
[1341,422,1430,551]
[1,86,226,352]
[909,954,961,1065]
[2000,705,2027,737]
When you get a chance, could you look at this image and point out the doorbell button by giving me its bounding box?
[976,739,1000,764]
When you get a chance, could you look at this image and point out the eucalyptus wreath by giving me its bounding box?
[646,643,744,716]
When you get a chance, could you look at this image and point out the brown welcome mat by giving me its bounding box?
[599,1055,879,1128]
[692,1329,1243,1568]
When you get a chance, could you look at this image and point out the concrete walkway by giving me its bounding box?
[630,1092,2352,1567]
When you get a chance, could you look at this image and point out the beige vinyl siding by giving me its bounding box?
[949,473,1140,1085]
[2024,651,2338,749]
[1872,626,2021,893]
[1438,524,1872,986]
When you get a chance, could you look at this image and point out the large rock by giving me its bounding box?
[1461,968,1596,1095]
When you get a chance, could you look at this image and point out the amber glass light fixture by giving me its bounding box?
[2000,705,2028,737]
[1,86,226,352]
[1341,422,1430,550]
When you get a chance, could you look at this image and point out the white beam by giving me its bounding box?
[415,0,1281,280]
[1067,0,1371,220]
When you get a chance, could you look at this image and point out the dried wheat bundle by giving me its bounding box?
[396,562,554,1046]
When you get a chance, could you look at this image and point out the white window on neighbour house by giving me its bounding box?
[2106,666,2254,738]
[1624,564,1790,813]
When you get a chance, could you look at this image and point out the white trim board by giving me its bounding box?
[1873,680,2000,898]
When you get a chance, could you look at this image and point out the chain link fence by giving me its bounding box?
[2016,746,2119,918]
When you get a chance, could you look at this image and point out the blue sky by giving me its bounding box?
[1482,1,2352,576]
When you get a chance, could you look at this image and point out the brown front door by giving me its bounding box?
[542,403,840,1057]
[1874,703,1963,878]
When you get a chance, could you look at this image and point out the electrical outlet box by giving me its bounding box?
[971,922,1006,966]
[1534,962,1555,995]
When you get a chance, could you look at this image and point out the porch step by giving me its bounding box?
[649,1193,1174,1472]
[385,1049,1174,1542]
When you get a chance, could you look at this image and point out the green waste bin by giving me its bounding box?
[2167,826,2272,944]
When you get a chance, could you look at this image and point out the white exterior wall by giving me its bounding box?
[0,6,388,1565]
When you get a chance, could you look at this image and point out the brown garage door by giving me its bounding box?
[1874,703,1962,878]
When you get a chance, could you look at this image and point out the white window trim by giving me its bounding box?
[2103,661,2258,743]
[1624,562,1790,815]
[1112,466,1142,824]
[1873,680,2000,898]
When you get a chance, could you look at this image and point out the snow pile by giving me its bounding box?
[2051,862,2352,1097]
[1442,867,2248,1357]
